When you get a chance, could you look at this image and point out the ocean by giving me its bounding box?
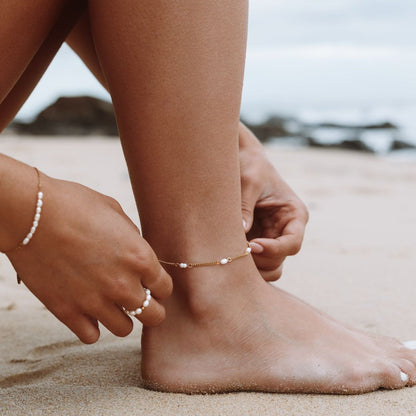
[14,42,416,160]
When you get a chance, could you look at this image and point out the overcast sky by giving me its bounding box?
[16,0,416,120]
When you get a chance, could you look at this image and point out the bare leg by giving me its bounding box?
[87,0,416,393]
[0,0,86,131]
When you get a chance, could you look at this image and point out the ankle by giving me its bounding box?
[165,255,258,322]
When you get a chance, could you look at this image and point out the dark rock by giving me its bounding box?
[337,139,374,152]
[315,121,398,130]
[11,96,118,136]
[307,137,374,153]
[242,116,292,143]
[390,139,416,151]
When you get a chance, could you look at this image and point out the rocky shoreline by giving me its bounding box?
[6,96,416,154]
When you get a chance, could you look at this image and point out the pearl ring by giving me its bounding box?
[123,288,151,317]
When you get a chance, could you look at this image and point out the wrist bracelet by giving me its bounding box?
[16,167,43,285]
[159,242,252,269]
[20,167,43,247]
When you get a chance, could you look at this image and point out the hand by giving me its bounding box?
[6,173,172,344]
[239,123,309,281]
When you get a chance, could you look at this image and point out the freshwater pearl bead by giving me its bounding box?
[179,263,188,268]
[146,294,151,301]
[246,247,252,253]
[220,258,229,265]
[143,300,150,308]
[135,308,142,315]
[19,168,43,248]
[145,289,151,295]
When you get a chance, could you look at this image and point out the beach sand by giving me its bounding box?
[1,136,415,415]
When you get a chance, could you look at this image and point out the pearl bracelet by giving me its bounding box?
[21,167,43,247]
[158,242,252,269]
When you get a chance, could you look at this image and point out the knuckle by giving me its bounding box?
[297,201,310,222]
[240,199,253,216]
[289,241,302,255]
[134,248,157,274]
[241,167,262,189]
[111,276,132,299]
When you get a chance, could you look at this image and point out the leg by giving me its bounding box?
[89,0,416,393]
[0,1,86,131]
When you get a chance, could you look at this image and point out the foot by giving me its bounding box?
[141,260,416,394]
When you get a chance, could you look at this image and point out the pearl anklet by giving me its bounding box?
[159,242,252,269]
[123,288,152,317]
[21,168,43,247]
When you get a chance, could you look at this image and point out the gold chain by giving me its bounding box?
[159,242,252,269]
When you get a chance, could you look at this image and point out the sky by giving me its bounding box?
[16,0,416,121]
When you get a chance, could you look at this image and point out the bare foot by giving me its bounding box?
[141,259,416,394]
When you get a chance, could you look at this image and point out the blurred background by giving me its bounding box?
[11,0,416,157]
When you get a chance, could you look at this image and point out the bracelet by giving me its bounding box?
[15,168,43,285]
[20,167,43,247]
[159,242,252,269]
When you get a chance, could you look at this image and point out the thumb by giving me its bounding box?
[241,188,256,233]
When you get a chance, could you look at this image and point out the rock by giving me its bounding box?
[242,116,292,143]
[307,137,374,153]
[316,121,398,130]
[337,139,374,152]
[11,96,118,136]
[390,139,416,151]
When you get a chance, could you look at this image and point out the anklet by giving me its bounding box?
[20,168,43,247]
[159,242,252,269]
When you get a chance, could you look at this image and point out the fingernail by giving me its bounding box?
[243,219,248,231]
[400,371,409,382]
[249,242,264,254]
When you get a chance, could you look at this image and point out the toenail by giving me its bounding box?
[403,340,416,350]
[400,371,409,382]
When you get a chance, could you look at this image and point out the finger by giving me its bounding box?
[250,238,285,271]
[53,306,100,344]
[278,218,307,255]
[240,180,260,233]
[91,300,134,338]
[141,265,173,300]
[122,290,166,327]
[251,219,305,260]
[133,240,173,300]
[259,264,284,282]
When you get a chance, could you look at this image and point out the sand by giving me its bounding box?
[1,136,416,415]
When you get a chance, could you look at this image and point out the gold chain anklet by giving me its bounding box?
[159,242,252,269]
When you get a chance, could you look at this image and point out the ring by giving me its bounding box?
[122,288,152,317]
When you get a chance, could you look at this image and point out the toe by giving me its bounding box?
[381,363,411,390]
[395,359,416,385]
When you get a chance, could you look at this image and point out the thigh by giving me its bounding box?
[0,0,74,104]
[0,0,87,130]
